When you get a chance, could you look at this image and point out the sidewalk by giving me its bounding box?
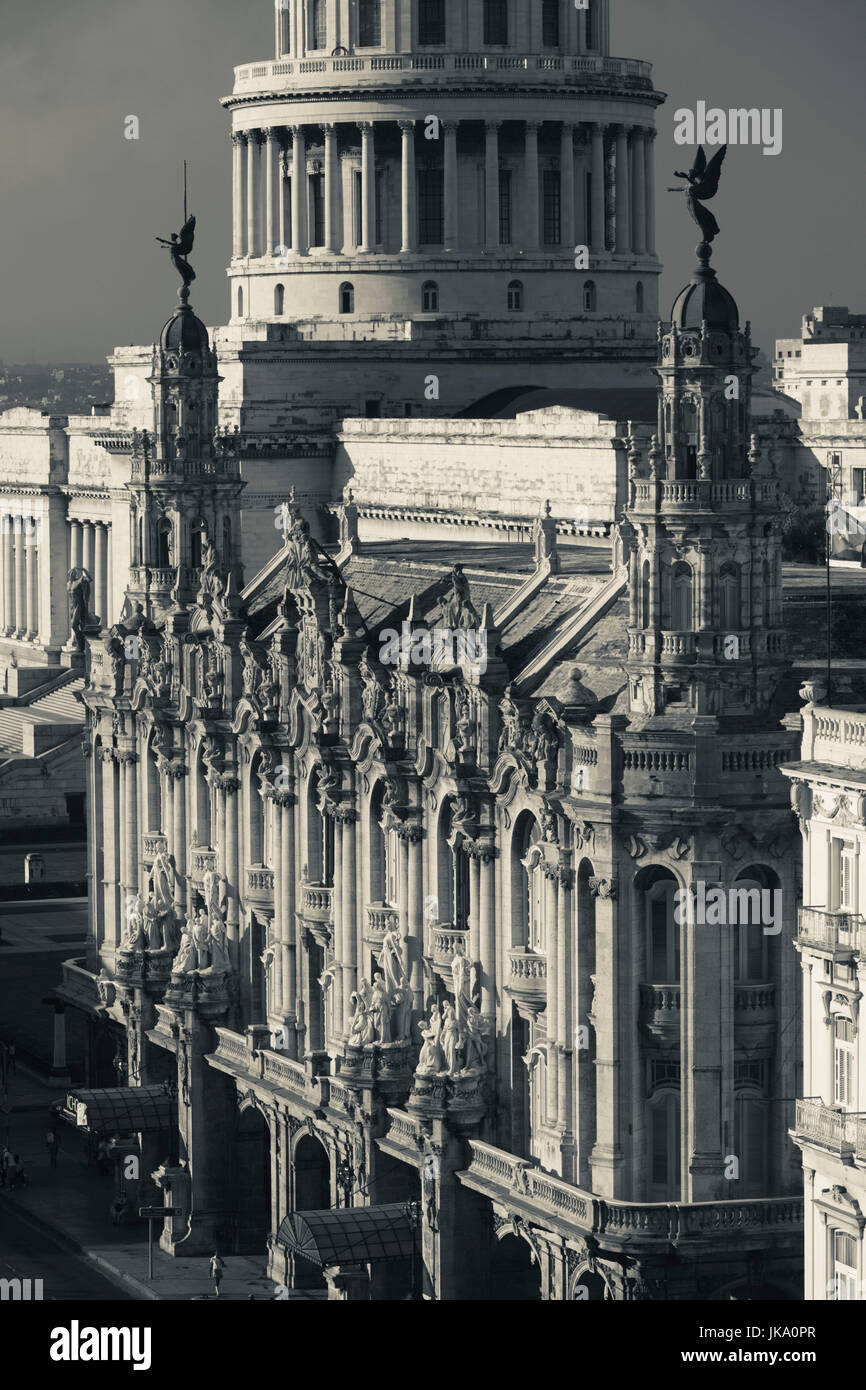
[0,1067,320,1301]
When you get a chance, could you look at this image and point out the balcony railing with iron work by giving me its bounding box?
[793,1098,866,1162]
[798,907,865,955]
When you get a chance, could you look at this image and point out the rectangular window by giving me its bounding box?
[375,169,384,245]
[841,846,856,911]
[358,0,381,46]
[542,0,560,46]
[835,1016,854,1107]
[855,469,866,503]
[585,0,595,49]
[833,1231,858,1300]
[417,168,444,244]
[310,0,327,49]
[309,172,324,247]
[353,169,363,246]
[543,168,561,244]
[418,0,446,45]
[483,0,508,46]
[499,169,512,244]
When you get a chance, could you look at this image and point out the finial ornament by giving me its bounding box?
[156,216,197,298]
[670,145,727,263]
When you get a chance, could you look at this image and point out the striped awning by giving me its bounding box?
[59,1085,175,1134]
[277,1204,416,1267]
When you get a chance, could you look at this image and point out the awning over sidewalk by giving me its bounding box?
[58,1085,175,1134]
[277,1204,416,1267]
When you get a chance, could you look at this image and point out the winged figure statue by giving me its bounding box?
[672,146,727,244]
[156,215,197,287]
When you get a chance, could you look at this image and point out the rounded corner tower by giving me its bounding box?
[219,0,666,422]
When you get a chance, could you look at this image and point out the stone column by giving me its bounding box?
[82,522,95,588]
[1,515,13,634]
[101,749,119,949]
[323,123,339,253]
[232,133,245,257]
[590,123,606,253]
[24,522,38,640]
[484,121,501,251]
[406,827,424,1012]
[172,764,187,911]
[331,815,344,1037]
[290,126,308,254]
[645,129,656,255]
[590,885,624,1197]
[359,122,376,252]
[246,131,260,257]
[13,516,26,636]
[94,523,106,628]
[70,519,83,571]
[271,803,283,1019]
[631,128,646,255]
[121,751,138,901]
[523,122,540,250]
[479,848,496,1032]
[280,792,297,1040]
[443,121,459,252]
[264,127,279,256]
[614,126,630,255]
[545,869,559,1123]
[340,810,358,1035]
[468,849,481,963]
[278,140,289,253]
[556,869,570,1133]
[399,120,417,253]
[224,776,240,965]
[560,121,575,249]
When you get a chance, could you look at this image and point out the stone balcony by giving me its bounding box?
[793,1099,866,1163]
[364,902,400,947]
[189,847,217,885]
[246,865,275,907]
[141,832,167,867]
[504,949,548,1019]
[801,705,866,772]
[639,983,680,1043]
[798,907,865,956]
[299,883,334,947]
[429,926,469,988]
[734,983,776,1027]
[229,52,655,100]
[459,1140,803,1254]
[632,478,778,512]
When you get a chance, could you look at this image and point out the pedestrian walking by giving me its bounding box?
[210,1251,225,1298]
[8,1154,29,1189]
[0,1145,11,1188]
[45,1129,59,1168]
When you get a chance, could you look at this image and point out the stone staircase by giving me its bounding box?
[0,673,85,758]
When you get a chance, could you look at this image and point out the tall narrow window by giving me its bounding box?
[237,286,244,317]
[583,280,596,312]
[483,0,508,46]
[835,1016,855,1108]
[274,283,285,315]
[422,280,439,312]
[353,169,363,246]
[339,282,354,313]
[649,884,679,981]
[358,0,381,46]
[671,562,693,630]
[636,280,645,313]
[734,1094,767,1195]
[507,279,523,311]
[832,1232,858,1300]
[640,559,651,626]
[310,0,327,49]
[418,0,446,45]
[650,1092,680,1198]
[542,0,560,46]
[499,169,513,244]
[418,168,444,244]
[375,168,384,245]
[309,172,324,247]
[585,0,595,49]
[543,169,561,245]
[719,562,741,629]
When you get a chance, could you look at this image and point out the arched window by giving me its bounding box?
[719,562,741,629]
[237,285,244,318]
[339,281,355,314]
[195,745,211,848]
[307,767,335,887]
[310,0,327,49]
[583,280,596,312]
[156,522,171,569]
[249,754,267,866]
[418,0,446,45]
[146,735,163,833]
[542,0,560,46]
[274,283,285,315]
[512,812,544,952]
[358,0,381,46]
[644,870,680,982]
[422,280,439,312]
[369,782,394,906]
[438,798,469,929]
[507,279,523,311]
[483,0,508,45]
[635,280,644,313]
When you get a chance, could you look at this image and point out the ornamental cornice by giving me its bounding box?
[223,85,664,113]
[166,761,188,781]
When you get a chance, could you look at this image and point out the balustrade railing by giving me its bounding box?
[233,53,653,90]
[798,907,865,953]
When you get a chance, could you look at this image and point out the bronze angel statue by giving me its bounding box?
[672,145,727,244]
[156,215,196,287]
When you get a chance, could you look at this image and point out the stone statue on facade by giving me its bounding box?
[206,915,231,973]
[172,918,198,974]
[348,980,375,1045]
[67,567,93,650]
[122,899,145,951]
[369,973,392,1043]
[196,523,225,605]
[202,868,226,926]
[142,893,162,951]
[416,1005,445,1075]
[380,926,412,1041]
[442,565,479,630]
[439,1000,460,1074]
[462,1004,487,1072]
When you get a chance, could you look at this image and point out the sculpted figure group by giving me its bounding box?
[347,926,414,1046]
[416,949,487,1078]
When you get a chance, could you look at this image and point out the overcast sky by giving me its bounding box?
[0,0,861,363]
